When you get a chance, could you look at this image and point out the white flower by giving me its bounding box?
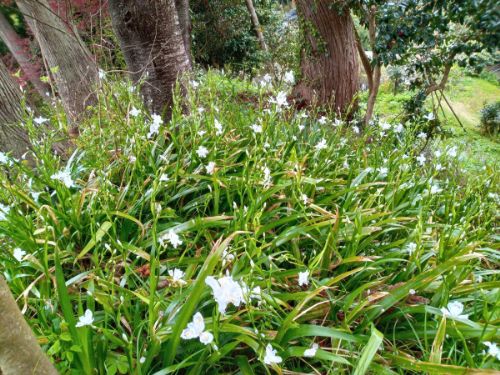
[129,107,140,117]
[168,268,186,285]
[416,154,426,166]
[352,126,360,134]
[250,124,263,134]
[301,194,308,205]
[159,174,169,182]
[409,289,416,295]
[148,114,163,138]
[271,91,289,108]
[430,184,442,195]
[199,331,214,345]
[98,69,106,80]
[441,301,468,320]
[214,119,223,135]
[318,116,328,125]
[198,130,207,136]
[284,70,295,84]
[76,309,94,327]
[298,125,305,132]
[263,344,282,365]
[484,342,500,360]
[424,112,435,121]
[333,118,342,127]
[51,170,75,188]
[0,203,10,221]
[262,166,272,188]
[129,155,137,164]
[262,73,272,84]
[304,343,319,357]
[447,146,458,158]
[13,248,26,261]
[436,163,444,171]
[378,167,388,176]
[298,270,309,287]
[417,132,427,140]
[394,123,404,133]
[190,80,199,88]
[139,356,146,364]
[181,312,205,339]
[34,116,48,125]
[434,150,442,158]
[405,242,417,254]
[196,146,209,159]
[380,121,391,130]
[0,152,10,165]
[206,161,216,175]
[181,312,213,345]
[205,275,246,314]
[315,138,327,151]
[159,230,183,248]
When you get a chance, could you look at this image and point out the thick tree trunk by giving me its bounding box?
[175,0,192,64]
[293,0,359,115]
[245,0,268,52]
[16,0,98,122]
[0,12,49,98]
[0,60,31,159]
[0,276,58,375]
[108,0,192,119]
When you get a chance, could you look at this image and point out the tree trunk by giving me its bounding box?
[293,0,359,115]
[362,5,380,125]
[108,0,192,119]
[245,0,268,52]
[0,60,31,159]
[16,0,98,122]
[175,0,192,64]
[0,276,58,375]
[0,12,49,98]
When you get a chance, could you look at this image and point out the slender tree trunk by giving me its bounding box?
[293,0,359,115]
[175,0,192,64]
[108,0,192,118]
[0,60,31,159]
[245,0,268,52]
[0,276,58,375]
[362,5,380,125]
[0,12,49,98]
[16,0,98,122]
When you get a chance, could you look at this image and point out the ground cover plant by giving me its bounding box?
[0,71,499,374]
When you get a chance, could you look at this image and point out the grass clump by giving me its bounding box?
[0,71,499,374]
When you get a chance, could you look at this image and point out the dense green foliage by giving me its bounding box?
[191,0,292,72]
[0,71,498,374]
[480,101,500,136]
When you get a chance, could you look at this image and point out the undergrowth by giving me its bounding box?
[0,71,499,374]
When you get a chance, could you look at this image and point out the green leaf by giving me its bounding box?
[353,325,383,375]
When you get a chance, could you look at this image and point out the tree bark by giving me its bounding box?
[108,0,192,118]
[16,0,98,122]
[0,11,49,98]
[175,0,192,64]
[0,275,58,375]
[0,59,31,159]
[293,0,359,115]
[245,0,268,52]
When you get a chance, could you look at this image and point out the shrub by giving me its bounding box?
[480,101,500,135]
[0,71,499,373]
